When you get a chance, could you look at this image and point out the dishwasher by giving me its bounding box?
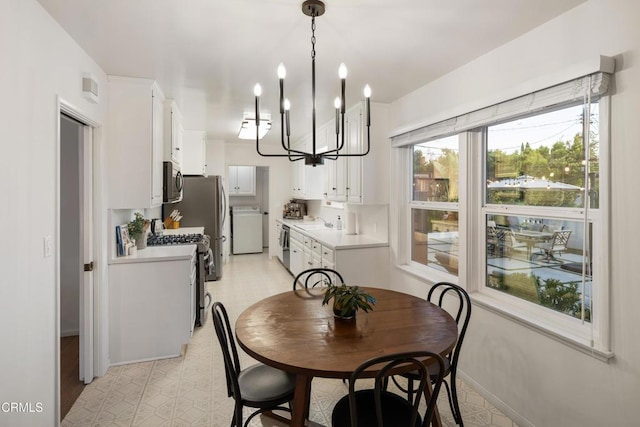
[231,206,263,254]
[279,224,290,269]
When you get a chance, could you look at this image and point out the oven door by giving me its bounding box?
[163,161,183,203]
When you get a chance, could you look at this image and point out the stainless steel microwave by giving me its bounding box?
[163,161,183,203]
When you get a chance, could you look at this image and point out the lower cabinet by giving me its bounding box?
[109,252,196,365]
[334,247,388,287]
[290,231,305,277]
[280,221,388,287]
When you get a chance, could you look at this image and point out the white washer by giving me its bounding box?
[231,206,263,254]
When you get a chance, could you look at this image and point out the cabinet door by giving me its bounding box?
[108,77,165,209]
[182,130,206,175]
[229,165,256,196]
[290,239,304,276]
[325,123,347,201]
[235,166,256,195]
[291,141,304,196]
[346,105,363,204]
[151,87,164,207]
[171,103,183,166]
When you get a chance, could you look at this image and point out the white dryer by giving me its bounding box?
[231,206,263,254]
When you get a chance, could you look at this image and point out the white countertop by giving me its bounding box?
[110,244,197,264]
[278,218,388,250]
[109,226,204,265]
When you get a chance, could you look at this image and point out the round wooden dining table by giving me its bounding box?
[235,287,459,427]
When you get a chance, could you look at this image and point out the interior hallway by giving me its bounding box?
[62,252,517,426]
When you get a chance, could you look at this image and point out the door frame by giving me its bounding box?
[55,97,106,419]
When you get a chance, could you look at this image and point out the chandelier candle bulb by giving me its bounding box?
[334,97,340,134]
[254,83,262,124]
[278,63,286,113]
[284,99,291,136]
[364,85,371,126]
[339,63,347,114]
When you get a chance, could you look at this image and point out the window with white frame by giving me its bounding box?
[393,72,611,356]
[410,135,460,275]
[485,103,598,322]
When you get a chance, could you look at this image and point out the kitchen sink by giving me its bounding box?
[293,223,331,231]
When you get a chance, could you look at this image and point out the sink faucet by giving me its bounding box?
[316,217,333,228]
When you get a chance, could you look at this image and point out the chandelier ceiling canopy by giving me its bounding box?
[252,0,371,166]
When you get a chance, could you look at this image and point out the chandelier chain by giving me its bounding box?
[311,15,316,60]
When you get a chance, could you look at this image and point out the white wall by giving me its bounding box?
[0,0,109,425]
[389,1,640,426]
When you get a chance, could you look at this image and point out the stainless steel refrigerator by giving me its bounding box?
[169,175,226,280]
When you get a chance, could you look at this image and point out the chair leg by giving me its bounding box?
[232,404,243,427]
[407,378,414,402]
[445,375,464,426]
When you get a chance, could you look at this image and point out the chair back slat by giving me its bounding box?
[212,302,242,399]
[346,351,446,427]
[293,267,345,290]
[427,282,472,366]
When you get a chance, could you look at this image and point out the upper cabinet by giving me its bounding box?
[108,76,165,209]
[325,101,389,205]
[228,165,256,196]
[182,130,207,176]
[290,130,326,200]
[164,100,183,167]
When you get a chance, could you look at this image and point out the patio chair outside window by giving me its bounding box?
[535,230,572,261]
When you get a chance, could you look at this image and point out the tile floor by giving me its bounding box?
[63,252,519,427]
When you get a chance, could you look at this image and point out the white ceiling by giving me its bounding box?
[38,0,585,145]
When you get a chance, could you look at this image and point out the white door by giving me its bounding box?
[59,112,94,387]
[80,125,94,383]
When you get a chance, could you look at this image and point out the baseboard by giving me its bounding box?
[457,370,535,427]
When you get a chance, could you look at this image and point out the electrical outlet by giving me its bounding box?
[44,236,53,258]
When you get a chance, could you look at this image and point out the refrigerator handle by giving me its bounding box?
[221,183,227,228]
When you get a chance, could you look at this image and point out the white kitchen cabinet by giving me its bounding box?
[290,132,326,200]
[290,238,304,277]
[324,101,389,204]
[279,222,388,287]
[108,250,196,364]
[321,245,334,268]
[182,130,206,175]
[228,165,256,196]
[108,76,165,208]
[164,99,183,167]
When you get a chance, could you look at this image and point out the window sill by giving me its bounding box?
[394,263,614,363]
[471,292,614,362]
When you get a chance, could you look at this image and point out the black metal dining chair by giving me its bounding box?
[392,282,472,426]
[332,351,446,427]
[212,302,296,427]
[292,267,345,291]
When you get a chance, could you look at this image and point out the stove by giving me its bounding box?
[146,232,212,327]
[147,233,204,246]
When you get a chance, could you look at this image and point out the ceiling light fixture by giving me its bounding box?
[252,0,371,166]
[238,114,271,140]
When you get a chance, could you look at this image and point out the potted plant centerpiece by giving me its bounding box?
[128,212,148,249]
[322,283,377,320]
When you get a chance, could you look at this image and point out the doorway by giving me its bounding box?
[59,111,94,420]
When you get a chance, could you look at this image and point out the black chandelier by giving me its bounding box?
[253,0,371,166]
